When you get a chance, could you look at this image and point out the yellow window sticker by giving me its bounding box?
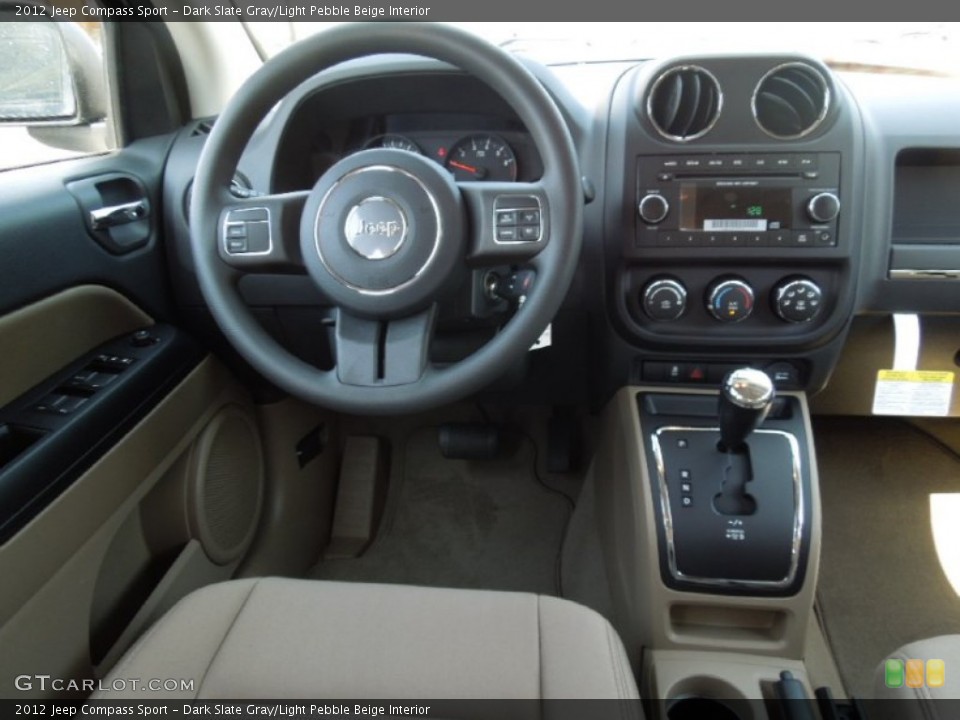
[872,370,955,417]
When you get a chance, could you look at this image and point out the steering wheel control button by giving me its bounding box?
[224,207,271,255]
[343,196,408,260]
[638,193,670,224]
[773,277,824,323]
[494,196,543,243]
[707,278,755,323]
[642,277,688,321]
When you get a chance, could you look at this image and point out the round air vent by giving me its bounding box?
[647,66,722,142]
[753,62,830,139]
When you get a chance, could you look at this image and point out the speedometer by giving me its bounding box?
[446,134,518,182]
[364,134,422,154]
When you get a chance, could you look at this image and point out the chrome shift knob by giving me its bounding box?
[719,368,775,451]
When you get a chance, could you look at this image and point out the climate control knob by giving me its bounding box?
[773,277,824,323]
[642,277,687,321]
[806,192,840,223]
[638,193,670,224]
[707,278,755,323]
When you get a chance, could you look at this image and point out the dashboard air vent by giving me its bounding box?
[647,66,722,142]
[753,63,830,139]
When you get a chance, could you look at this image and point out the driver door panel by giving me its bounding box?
[0,145,260,697]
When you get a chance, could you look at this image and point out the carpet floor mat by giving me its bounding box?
[313,426,572,596]
[814,417,960,697]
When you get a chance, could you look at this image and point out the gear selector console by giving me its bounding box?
[640,369,812,596]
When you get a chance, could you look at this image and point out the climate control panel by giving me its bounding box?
[638,274,825,326]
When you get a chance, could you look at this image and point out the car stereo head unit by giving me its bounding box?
[635,152,841,249]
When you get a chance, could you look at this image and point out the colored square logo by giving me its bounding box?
[927,659,945,688]
[885,659,904,688]
[906,659,924,688]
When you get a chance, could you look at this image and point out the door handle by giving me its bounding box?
[89,200,148,230]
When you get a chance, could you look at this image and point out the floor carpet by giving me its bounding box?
[814,417,960,697]
[314,425,572,595]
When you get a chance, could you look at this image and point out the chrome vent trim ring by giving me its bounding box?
[752,61,831,140]
[646,65,723,142]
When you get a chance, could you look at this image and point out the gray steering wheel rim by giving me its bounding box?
[190,22,582,415]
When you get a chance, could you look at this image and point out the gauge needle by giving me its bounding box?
[449,160,478,174]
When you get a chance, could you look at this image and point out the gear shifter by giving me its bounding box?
[719,368,775,452]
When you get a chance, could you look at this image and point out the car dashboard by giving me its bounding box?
[161,51,960,407]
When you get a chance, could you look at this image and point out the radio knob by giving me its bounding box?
[638,193,670,224]
[707,278,755,323]
[642,277,687,321]
[773,277,824,323]
[806,192,840,223]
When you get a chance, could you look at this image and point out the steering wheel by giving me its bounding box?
[190,23,582,414]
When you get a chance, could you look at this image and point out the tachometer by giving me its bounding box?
[446,134,517,182]
[364,134,422,154]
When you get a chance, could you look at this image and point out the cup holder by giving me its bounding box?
[665,676,753,720]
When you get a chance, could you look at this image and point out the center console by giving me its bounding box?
[587,51,864,716]
[592,377,823,718]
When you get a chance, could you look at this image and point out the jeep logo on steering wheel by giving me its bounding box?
[343,196,408,260]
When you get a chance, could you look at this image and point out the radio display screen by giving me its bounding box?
[679,184,793,232]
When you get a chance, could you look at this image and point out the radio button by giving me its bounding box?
[638,193,670,224]
[807,192,841,223]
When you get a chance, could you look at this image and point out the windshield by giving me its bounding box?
[248,22,960,75]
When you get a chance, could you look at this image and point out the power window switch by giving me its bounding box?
[94,354,135,372]
[55,396,88,415]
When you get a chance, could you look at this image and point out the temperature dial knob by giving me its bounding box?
[642,277,687,321]
[707,278,755,323]
[806,192,840,223]
[638,193,670,224]
[773,278,824,323]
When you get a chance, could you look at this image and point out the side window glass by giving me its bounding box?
[0,20,115,172]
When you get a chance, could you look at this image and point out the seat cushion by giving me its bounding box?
[872,635,959,718]
[95,578,640,702]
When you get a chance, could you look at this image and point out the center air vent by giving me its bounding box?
[647,66,722,142]
[753,63,830,139]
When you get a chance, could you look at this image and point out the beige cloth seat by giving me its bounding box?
[96,577,640,704]
[872,635,959,717]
